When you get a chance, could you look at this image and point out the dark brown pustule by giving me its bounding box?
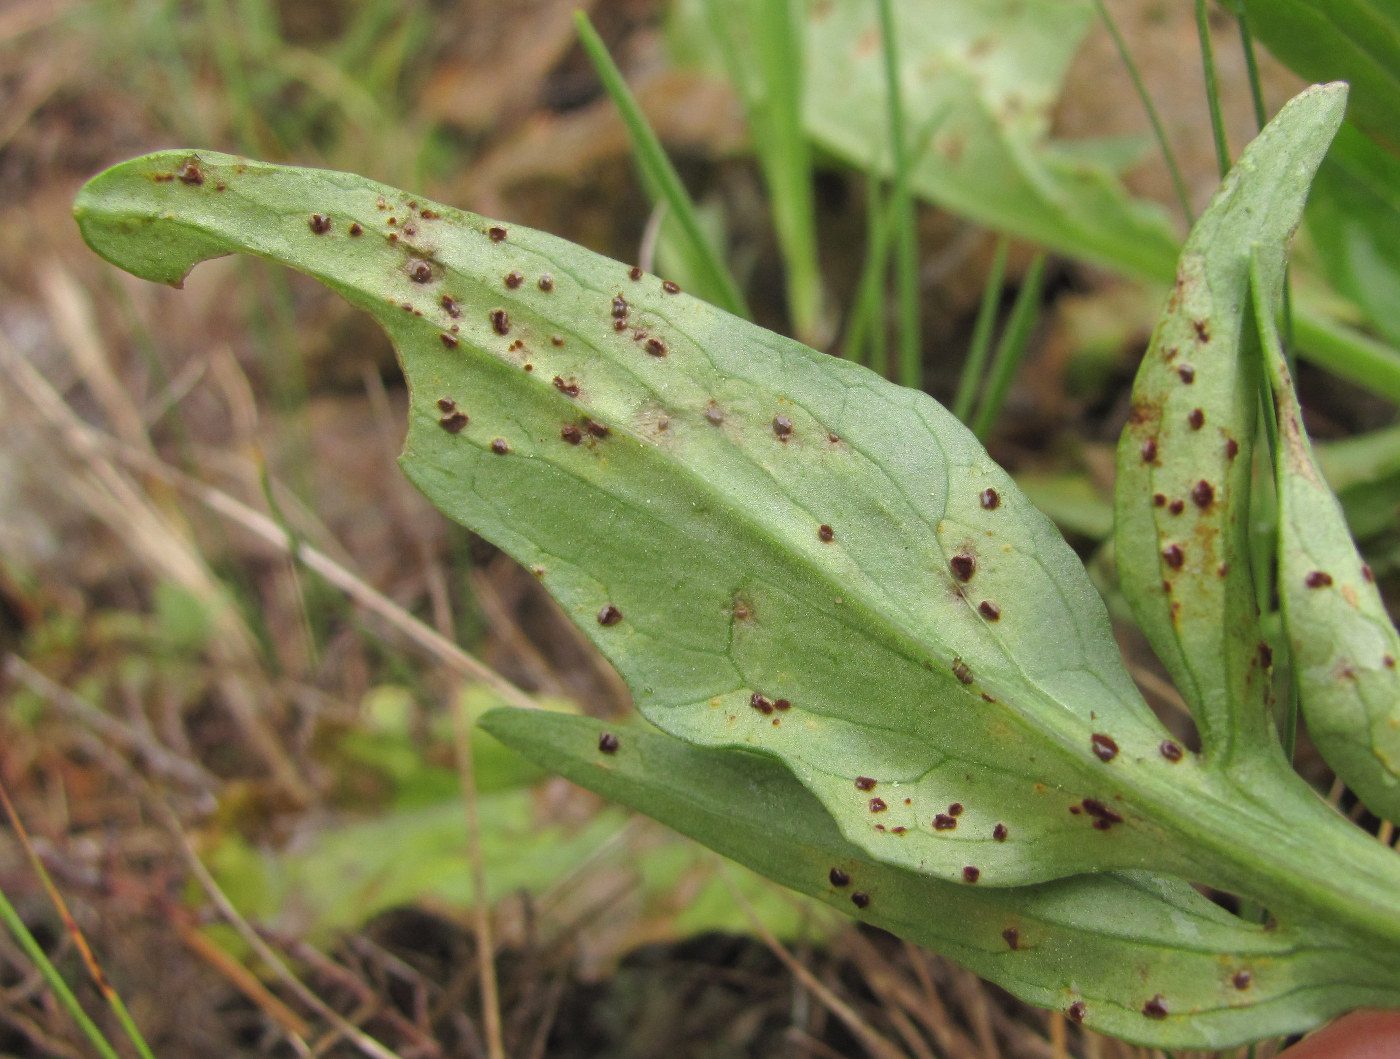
[438,410,469,433]
[1168,499,1185,515]
[490,309,510,335]
[962,866,980,883]
[951,658,973,684]
[854,776,876,791]
[1305,571,1333,588]
[851,892,870,908]
[869,798,887,813]
[551,334,565,346]
[1188,408,1205,430]
[1081,798,1123,826]
[773,414,793,439]
[978,601,1000,620]
[410,261,434,283]
[503,271,523,289]
[1226,437,1239,459]
[1193,319,1210,342]
[611,295,629,318]
[437,397,457,412]
[1068,1002,1086,1024]
[1177,364,1195,383]
[1159,740,1184,762]
[177,159,204,185]
[561,425,583,445]
[1002,927,1019,950]
[1142,996,1168,1020]
[420,208,439,219]
[553,376,580,397]
[1153,494,1166,507]
[490,438,510,454]
[751,693,774,715]
[829,867,850,887]
[1191,480,1214,508]
[980,488,1000,509]
[950,553,976,581]
[586,419,610,438]
[948,803,963,817]
[441,295,461,317]
[663,280,681,294]
[1141,438,1157,463]
[629,265,643,281]
[705,405,725,425]
[597,604,623,626]
[598,732,620,753]
[646,338,667,357]
[773,698,791,711]
[1233,970,1252,990]
[1162,544,1185,569]
[488,226,507,241]
[349,222,363,236]
[308,214,331,234]
[818,525,835,542]
[1090,733,1119,762]
[538,274,554,292]
[993,823,1008,841]
[441,335,458,349]
[933,814,957,831]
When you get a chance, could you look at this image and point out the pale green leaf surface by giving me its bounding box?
[1257,252,1400,822]
[1115,85,1346,769]
[481,707,1400,1049]
[800,0,1181,280]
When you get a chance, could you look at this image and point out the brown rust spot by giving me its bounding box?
[1090,733,1119,762]
[308,214,332,234]
[597,604,623,626]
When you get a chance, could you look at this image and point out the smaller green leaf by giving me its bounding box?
[1257,250,1400,823]
[481,706,1400,1050]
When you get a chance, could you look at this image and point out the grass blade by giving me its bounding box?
[971,252,1045,440]
[875,0,921,388]
[952,236,1010,424]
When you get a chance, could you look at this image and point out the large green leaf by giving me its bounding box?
[480,708,1400,1050]
[1241,0,1400,149]
[798,0,1181,280]
[1114,84,1345,770]
[1256,250,1400,823]
[72,129,1400,1044]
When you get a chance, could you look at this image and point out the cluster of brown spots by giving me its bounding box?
[705,405,725,425]
[851,892,870,908]
[1159,740,1184,762]
[1002,927,1019,950]
[598,731,620,754]
[553,376,580,397]
[663,280,681,294]
[538,274,554,292]
[1067,1002,1087,1024]
[490,309,510,335]
[1188,408,1206,430]
[628,265,643,281]
[979,488,1000,510]
[993,823,1008,841]
[349,223,364,236]
[773,414,793,439]
[1305,571,1334,588]
[829,867,850,887]
[490,438,510,454]
[441,335,459,349]
[1142,995,1169,1020]
[1090,733,1119,762]
[1191,480,1214,508]
[488,226,508,241]
[504,271,524,289]
[597,604,623,626]
[951,658,973,685]
[586,419,610,438]
[177,159,204,185]
[436,398,469,433]
[869,798,887,813]
[1161,544,1185,570]
[1233,970,1252,990]
[1080,798,1124,830]
[561,425,583,445]
[509,339,525,352]
[854,776,877,791]
[308,214,332,234]
[1177,364,1196,384]
[933,813,957,831]
[1141,438,1158,463]
[962,866,980,883]
[410,262,434,283]
[646,338,667,357]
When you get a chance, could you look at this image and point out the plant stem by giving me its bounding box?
[952,236,1010,424]
[972,253,1045,439]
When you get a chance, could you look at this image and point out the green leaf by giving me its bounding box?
[800,0,1181,279]
[1241,0,1400,148]
[1306,120,1400,347]
[481,707,1400,1050]
[1114,84,1346,768]
[1257,250,1400,822]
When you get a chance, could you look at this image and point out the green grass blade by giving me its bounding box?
[841,174,890,369]
[1196,0,1233,178]
[952,237,1010,425]
[1293,309,1400,403]
[971,252,1044,440]
[574,11,749,320]
[876,0,921,388]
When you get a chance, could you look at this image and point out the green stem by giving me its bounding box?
[876,0,921,389]
[1093,0,1194,225]
[952,236,1010,424]
[971,253,1045,439]
[1195,0,1231,178]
